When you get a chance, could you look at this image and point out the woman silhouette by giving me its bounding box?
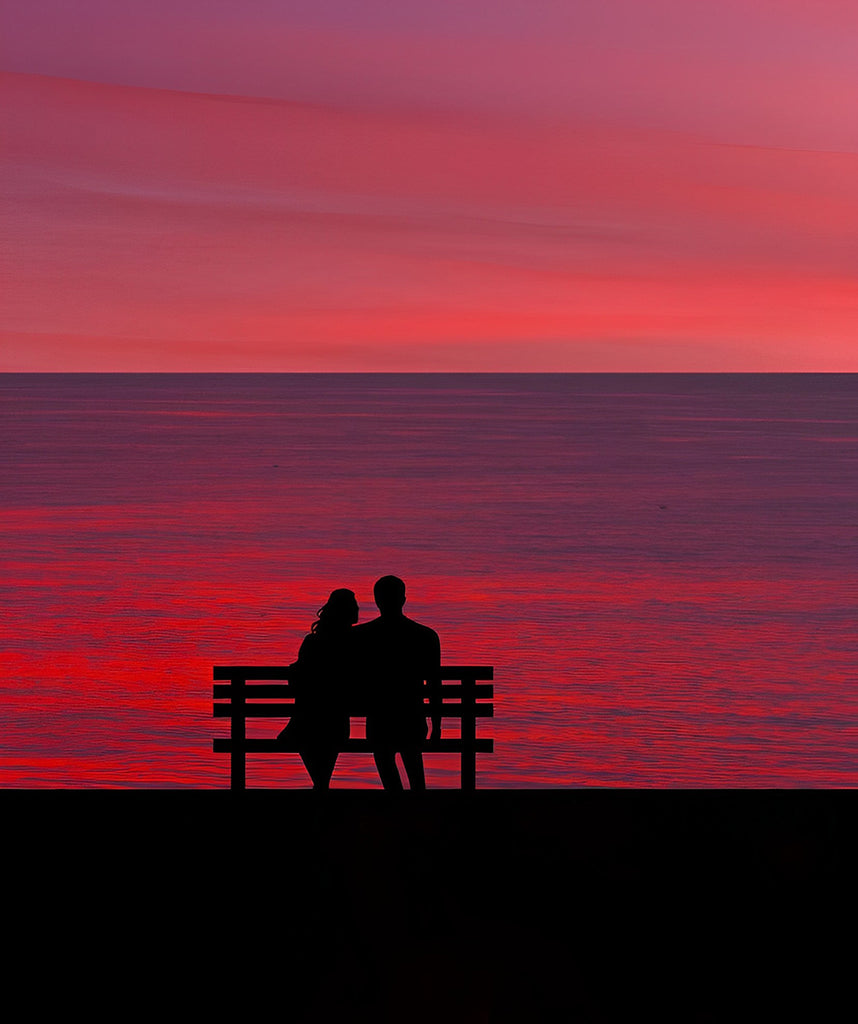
[278,589,359,789]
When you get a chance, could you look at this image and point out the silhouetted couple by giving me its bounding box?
[278,575,441,790]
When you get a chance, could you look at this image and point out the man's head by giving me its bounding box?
[373,575,406,616]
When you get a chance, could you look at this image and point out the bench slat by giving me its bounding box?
[214,665,493,681]
[213,682,494,700]
[213,666,293,680]
[213,703,494,719]
[213,737,494,754]
[213,683,294,698]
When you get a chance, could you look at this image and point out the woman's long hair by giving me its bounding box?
[311,588,359,634]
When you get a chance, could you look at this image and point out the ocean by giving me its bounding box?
[2,373,856,788]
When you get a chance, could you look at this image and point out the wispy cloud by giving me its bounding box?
[3,66,857,369]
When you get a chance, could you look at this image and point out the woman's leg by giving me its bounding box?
[400,747,426,791]
[373,749,403,790]
[316,748,339,790]
[301,748,335,790]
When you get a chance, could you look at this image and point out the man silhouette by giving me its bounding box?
[355,575,441,790]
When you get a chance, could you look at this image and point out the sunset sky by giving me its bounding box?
[2,0,857,370]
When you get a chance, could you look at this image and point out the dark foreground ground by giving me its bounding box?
[4,789,855,1021]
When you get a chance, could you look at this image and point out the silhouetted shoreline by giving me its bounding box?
[6,790,850,1019]
[6,788,849,889]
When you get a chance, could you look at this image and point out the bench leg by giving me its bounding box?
[230,677,247,791]
[460,673,477,790]
[461,744,476,791]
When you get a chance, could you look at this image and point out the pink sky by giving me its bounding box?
[2,1,857,370]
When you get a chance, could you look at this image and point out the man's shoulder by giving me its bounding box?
[402,616,441,649]
[404,615,438,636]
[354,615,435,631]
[354,615,439,644]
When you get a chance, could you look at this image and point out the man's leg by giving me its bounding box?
[373,748,403,791]
[301,747,337,790]
[400,748,425,791]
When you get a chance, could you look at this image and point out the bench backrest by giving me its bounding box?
[213,665,493,790]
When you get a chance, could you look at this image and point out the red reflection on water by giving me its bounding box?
[3,553,856,788]
[3,375,856,787]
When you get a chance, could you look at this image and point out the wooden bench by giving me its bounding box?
[213,665,494,790]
